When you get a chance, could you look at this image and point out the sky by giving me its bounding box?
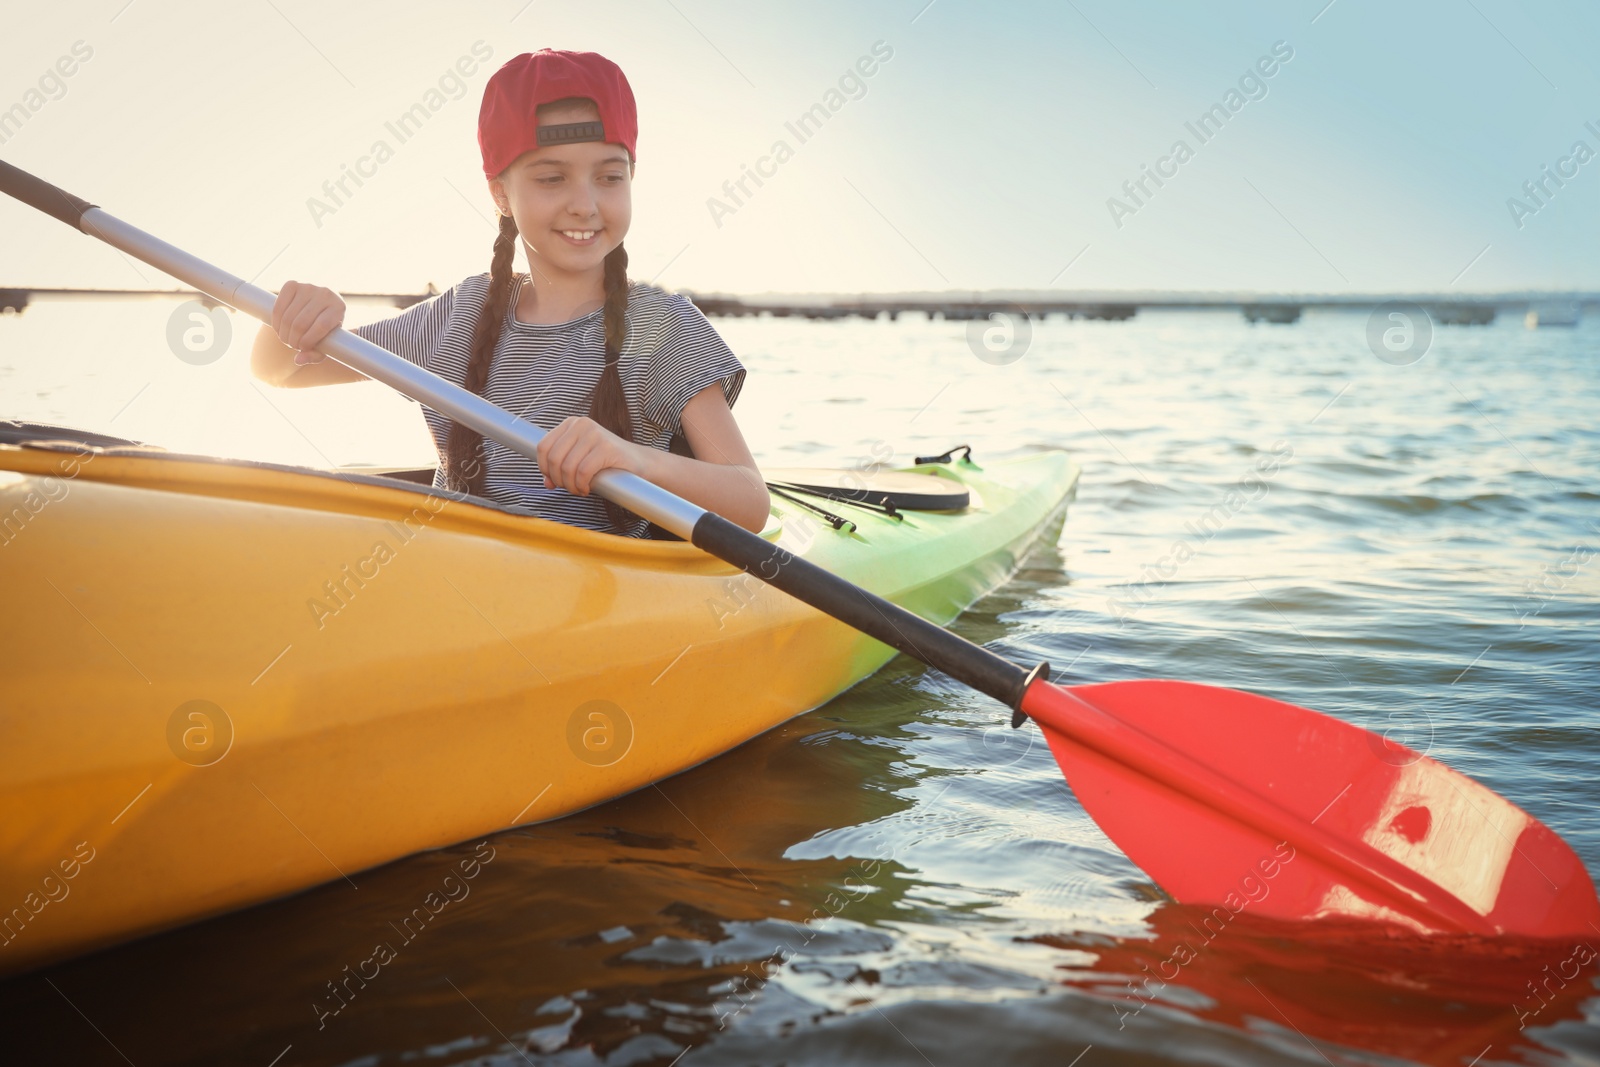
[2,0,1598,297]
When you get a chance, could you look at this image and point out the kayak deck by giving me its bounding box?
[0,441,1077,975]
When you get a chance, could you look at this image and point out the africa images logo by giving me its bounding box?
[706,41,895,227]
[1106,41,1295,229]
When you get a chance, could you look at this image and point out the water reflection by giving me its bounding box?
[1042,908,1598,1066]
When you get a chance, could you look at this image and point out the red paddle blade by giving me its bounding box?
[1022,680,1600,938]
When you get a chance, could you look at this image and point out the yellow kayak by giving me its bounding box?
[0,431,1077,976]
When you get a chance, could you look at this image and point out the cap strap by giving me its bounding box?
[537,121,606,146]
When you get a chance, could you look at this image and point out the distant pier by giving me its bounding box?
[688,295,1140,322]
[1242,304,1303,325]
[681,292,1599,329]
[0,286,438,315]
[1,286,1593,328]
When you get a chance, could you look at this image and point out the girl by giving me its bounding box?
[251,49,769,536]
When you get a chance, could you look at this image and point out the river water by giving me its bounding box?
[2,301,1597,1065]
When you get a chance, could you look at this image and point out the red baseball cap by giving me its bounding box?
[478,49,638,178]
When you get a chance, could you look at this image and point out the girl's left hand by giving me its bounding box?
[537,416,643,496]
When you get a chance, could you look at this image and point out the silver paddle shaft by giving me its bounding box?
[80,208,709,538]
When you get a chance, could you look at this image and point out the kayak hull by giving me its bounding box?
[0,444,1076,975]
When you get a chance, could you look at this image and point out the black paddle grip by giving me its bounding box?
[0,158,96,229]
[691,512,1036,709]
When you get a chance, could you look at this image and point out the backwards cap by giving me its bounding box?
[478,49,638,179]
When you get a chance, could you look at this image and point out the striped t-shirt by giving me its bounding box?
[353,272,745,538]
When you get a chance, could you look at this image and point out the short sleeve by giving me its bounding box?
[640,295,745,431]
[350,279,471,371]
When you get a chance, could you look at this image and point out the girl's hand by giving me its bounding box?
[537,416,643,496]
[271,280,347,365]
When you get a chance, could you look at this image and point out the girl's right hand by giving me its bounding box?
[271,280,346,365]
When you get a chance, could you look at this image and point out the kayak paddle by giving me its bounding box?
[4,158,1595,940]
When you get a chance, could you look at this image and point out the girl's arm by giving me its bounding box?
[538,383,770,532]
[251,281,368,387]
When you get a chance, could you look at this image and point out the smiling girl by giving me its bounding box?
[251,49,769,535]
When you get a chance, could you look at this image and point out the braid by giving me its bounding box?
[444,211,519,495]
[591,243,635,529]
